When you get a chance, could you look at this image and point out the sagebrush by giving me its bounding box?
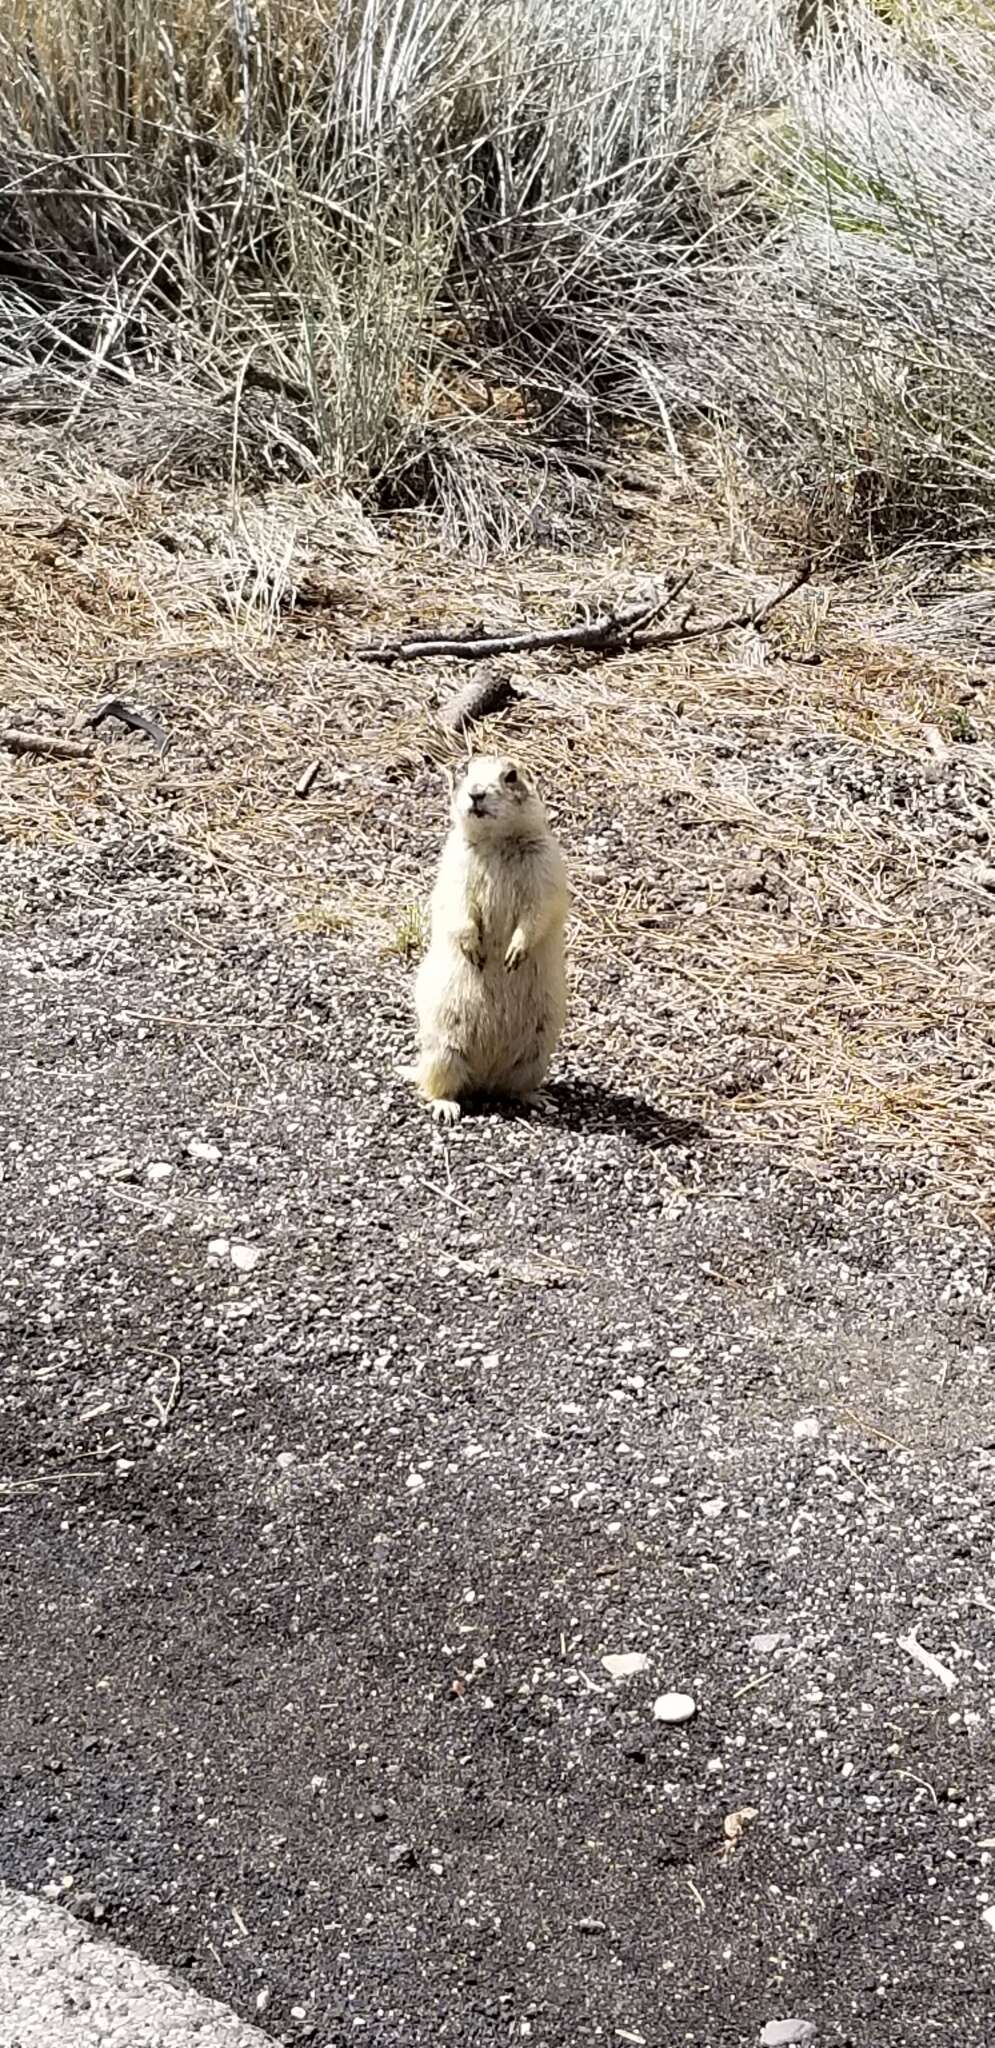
[1,0,994,552]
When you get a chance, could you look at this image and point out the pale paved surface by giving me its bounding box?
[0,1884,271,2046]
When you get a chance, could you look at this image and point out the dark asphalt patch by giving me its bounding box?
[1,859,994,2046]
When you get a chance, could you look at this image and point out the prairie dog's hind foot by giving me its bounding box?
[415,1045,469,1126]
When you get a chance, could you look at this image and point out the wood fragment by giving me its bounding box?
[87,694,170,754]
[439,671,520,732]
[294,759,323,800]
[548,448,657,495]
[1,726,93,762]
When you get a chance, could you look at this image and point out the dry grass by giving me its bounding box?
[3,0,995,556]
[1,440,993,1218]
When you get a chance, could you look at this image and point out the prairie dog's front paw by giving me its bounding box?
[457,922,486,969]
[504,927,529,971]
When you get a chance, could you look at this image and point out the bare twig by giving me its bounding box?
[87,695,170,753]
[294,758,323,799]
[356,595,663,666]
[753,558,815,627]
[150,1356,183,1432]
[1,726,93,762]
[631,559,814,651]
[898,1626,957,1693]
[546,447,658,495]
[482,438,658,495]
[356,562,810,669]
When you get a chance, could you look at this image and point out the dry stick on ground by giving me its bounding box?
[355,562,809,669]
[294,759,323,799]
[480,437,658,495]
[1,727,94,762]
[629,559,814,651]
[356,594,665,666]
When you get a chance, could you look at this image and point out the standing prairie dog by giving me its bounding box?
[413,755,569,1123]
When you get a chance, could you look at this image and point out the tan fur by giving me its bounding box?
[413,755,569,1123]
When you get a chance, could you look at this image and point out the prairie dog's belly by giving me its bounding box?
[471,857,525,955]
[416,932,564,1073]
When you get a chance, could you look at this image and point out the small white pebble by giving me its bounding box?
[406,1469,425,1492]
[652,1692,697,1724]
[146,1161,173,1183]
[187,1140,221,1165]
[275,1452,296,1471]
[602,1652,650,1680]
[230,1243,261,1273]
[207,1237,230,1259]
[793,1416,820,1441]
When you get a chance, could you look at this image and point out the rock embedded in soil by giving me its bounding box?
[601,1652,651,1680]
[652,1692,697,1725]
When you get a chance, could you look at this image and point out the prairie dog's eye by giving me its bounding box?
[503,766,519,785]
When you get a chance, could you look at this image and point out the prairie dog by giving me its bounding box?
[413,755,569,1123]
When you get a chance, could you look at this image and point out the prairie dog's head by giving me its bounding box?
[452,755,545,842]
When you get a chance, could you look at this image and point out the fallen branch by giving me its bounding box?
[356,561,810,669]
[549,449,658,495]
[2,726,93,762]
[357,595,664,667]
[481,437,658,495]
[630,559,813,651]
[87,695,170,754]
[898,1626,956,1693]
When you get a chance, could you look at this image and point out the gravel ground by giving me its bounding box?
[2,843,994,2047]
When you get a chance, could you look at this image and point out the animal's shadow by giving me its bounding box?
[481,1076,708,1151]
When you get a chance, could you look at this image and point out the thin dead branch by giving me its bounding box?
[356,563,810,669]
[356,594,663,666]
[2,726,93,762]
[294,759,323,799]
[630,560,814,651]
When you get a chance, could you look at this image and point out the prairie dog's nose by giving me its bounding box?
[468,789,486,814]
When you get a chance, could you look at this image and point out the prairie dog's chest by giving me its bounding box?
[466,845,531,936]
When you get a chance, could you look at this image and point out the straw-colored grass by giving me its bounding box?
[2,0,995,555]
[1,449,993,1218]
